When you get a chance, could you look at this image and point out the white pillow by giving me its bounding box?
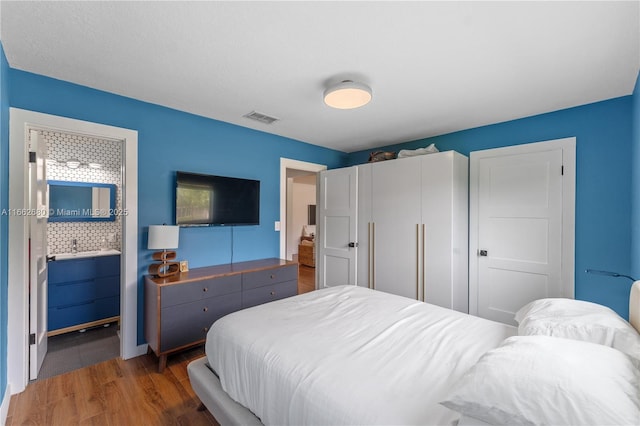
[440,336,640,426]
[515,298,640,359]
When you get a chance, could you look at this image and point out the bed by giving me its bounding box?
[188,283,640,425]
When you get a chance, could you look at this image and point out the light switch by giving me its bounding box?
[274,221,281,231]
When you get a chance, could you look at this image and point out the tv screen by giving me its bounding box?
[175,171,260,226]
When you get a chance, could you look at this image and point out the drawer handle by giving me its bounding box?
[203,287,208,292]
[270,291,276,296]
[270,274,275,279]
[203,307,208,312]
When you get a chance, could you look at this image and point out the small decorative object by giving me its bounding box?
[368,151,397,162]
[180,260,189,272]
[148,225,180,278]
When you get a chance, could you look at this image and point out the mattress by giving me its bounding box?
[205,285,516,425]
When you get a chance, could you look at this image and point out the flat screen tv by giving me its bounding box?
[175,171,260,226]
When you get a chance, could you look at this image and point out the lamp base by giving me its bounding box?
[152,250,177,261]
[149,261,181,278]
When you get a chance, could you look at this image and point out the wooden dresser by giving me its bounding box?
[145,258,298,372]
[298,236,315,267]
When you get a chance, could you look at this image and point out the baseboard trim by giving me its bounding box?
[135,344,148,358]
[1,383,11,426]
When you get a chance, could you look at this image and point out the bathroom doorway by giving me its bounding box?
[8,108,140,394]
[32,128,124,381]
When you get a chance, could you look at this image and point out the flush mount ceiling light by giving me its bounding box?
[323,80,372,109]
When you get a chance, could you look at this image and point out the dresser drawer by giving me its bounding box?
[242,264,298,291]
[242,279,297,309]
[160,292,241,352]
[161,274,241,308]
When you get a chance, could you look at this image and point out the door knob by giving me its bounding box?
[348,242,358,248]
[479,249,488,257]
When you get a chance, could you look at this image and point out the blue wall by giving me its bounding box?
[9,69,347,343]
[0,43,8,404]
[631,72,640,281]
[349,97,634,318]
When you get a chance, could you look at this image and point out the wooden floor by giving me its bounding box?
[297,264,316,294]
[7,264,316,426]
[6,346,218,426]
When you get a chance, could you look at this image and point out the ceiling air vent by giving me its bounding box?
[243,111,279,125]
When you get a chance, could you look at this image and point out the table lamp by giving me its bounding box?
[148,225,180,277]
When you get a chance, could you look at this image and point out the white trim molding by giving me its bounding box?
[1,383,11,426]
[8,108,139,394]
[279,158,326,260]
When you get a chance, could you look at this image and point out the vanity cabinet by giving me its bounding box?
[145,258,298,372]
[48,254,121,335]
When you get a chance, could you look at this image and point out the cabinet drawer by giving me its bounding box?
[242,265,298,291]
[160,292,241,352]
[161,274,241,308]
[48,295,119,331]
[242,279,297,309]
[49,276,119,307]
[48,255,120,284]
[49,258,97,284]
[95,255,120,277]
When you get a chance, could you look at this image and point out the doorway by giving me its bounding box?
[279,158,327,293]
[8,108,140,395]
[469,137,576,325]
[33,128,124,380]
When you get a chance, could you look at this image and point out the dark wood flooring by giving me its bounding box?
[7,264,316,425]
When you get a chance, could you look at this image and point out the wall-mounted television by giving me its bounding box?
[175,171,260,226]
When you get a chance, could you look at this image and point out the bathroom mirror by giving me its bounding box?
[48,181,117,222]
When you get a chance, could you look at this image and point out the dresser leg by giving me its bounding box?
[158,354,167,373]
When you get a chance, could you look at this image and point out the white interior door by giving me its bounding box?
[317,167,358,288]
[29,129,49,380]
[471,139,575,325]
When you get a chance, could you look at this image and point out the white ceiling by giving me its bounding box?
[1,1,638,153]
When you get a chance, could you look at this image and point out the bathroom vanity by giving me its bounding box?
[47,250,121,336]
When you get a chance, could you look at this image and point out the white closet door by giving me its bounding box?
[421,152,468,312]
[371,157,422,299]
[317,167,358,288]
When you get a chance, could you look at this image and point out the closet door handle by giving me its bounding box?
[422,224,426,302]
[348,242,358,248]
[416,224,420,301]
[371,222,376,290]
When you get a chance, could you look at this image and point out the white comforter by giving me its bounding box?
[206,285,515,425]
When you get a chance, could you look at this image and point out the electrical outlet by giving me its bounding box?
[274,221,281,231]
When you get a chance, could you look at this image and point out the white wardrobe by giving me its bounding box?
[318,150,469,313]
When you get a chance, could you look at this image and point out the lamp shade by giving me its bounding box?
[148,225,180,250]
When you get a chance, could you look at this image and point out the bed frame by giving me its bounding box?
[187,358,263,425]
[187,281,640,425]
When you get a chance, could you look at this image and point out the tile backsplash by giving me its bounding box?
[43,130,123,254]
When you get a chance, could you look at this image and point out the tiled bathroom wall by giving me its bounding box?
[43,130,123,254]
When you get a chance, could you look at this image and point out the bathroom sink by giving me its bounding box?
[52,249,121,261]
